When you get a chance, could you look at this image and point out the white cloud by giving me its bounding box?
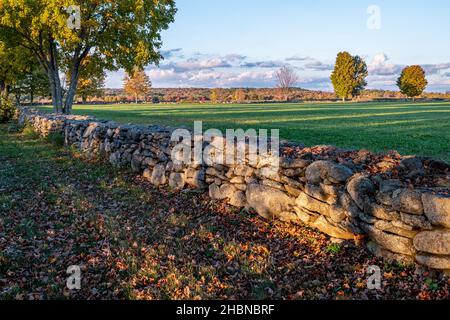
[240,61,286,68]
[285,55,312,62]
[422,63,450,75]
[368,53,403,76]
[105,50,450,92]
[158,57,233,73]
[304,60,333,71]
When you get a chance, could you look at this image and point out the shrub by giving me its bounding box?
[21,123,40,139]
[47,132,65,147]
[0,95,16,123]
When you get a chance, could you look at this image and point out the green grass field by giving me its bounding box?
[37,101,450,161]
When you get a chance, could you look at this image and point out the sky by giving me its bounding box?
[105,0,450,92]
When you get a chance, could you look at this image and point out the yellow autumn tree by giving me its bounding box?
[124,68,152,104]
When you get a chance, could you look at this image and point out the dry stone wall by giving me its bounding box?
[18,108,450,271]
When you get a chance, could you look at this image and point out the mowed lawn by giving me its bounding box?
[37,101,450,161]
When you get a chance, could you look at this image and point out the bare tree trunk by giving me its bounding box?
[47,39,64,113]
[62,45,91,114]
[135,93,138,104]
[47,68,63,113]
[64,63,81,114]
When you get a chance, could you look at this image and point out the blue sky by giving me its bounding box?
[106,0,450,92]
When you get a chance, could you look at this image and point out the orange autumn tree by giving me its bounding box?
[397,65,428,102]
[124,68,152,103]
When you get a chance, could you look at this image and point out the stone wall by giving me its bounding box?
[17,108,450,271]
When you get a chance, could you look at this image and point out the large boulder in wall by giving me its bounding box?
[246,184,294,219]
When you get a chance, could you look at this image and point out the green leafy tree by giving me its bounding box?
[330,52,368,101]
[0,0,177,114]
[11,68,51,104]
[397,66,428,101]
[124,67,152,103]
[0,94,16,123]
[0,42,29,96]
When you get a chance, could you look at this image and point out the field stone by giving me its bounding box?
[416,254,450,270]
[305,161,353,185]
[258,167,282,182]
[169,172,185,190]
[400,213,433,230]
[400,157,423,171]
[185,169,206,189]
[278,211,301,223]
[414,230,450,255]
[230,176,245,184]
[150,164,167,186]
[293,207,315,224]
[209,184,221,200]
[261,179,285,191]
[329,206,347,223]
[281,158,312,169]
[366,241,415,265]
[295,192,330,216]
[374,220,418,239]
[228,190,246,208]
[422,193,450,228]
[142,168,152,181]
[376,179,404,206]
[320,183,340,197]
[428,160,450,172]
[311,216,355,240]
[346,174,375,210]
[364,202,400,221]
[284,185,302,197]
[391,189,424,215]
[246,184,293,219]
[361,224,416,256]
[131,155,143,172]
[305,184,331,203]
[210,183,235,201]
[358,212,377,224]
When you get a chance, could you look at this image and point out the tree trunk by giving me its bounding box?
[47,68,63,113]
[342,97,345,102]
[0,80,5,96]
[135,93,138,104]
[0,81,11,97]
[46,37,64,113]
[64,59,81,114]
[30,90,34,105]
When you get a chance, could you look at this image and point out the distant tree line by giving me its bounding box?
[92,87,449,105]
